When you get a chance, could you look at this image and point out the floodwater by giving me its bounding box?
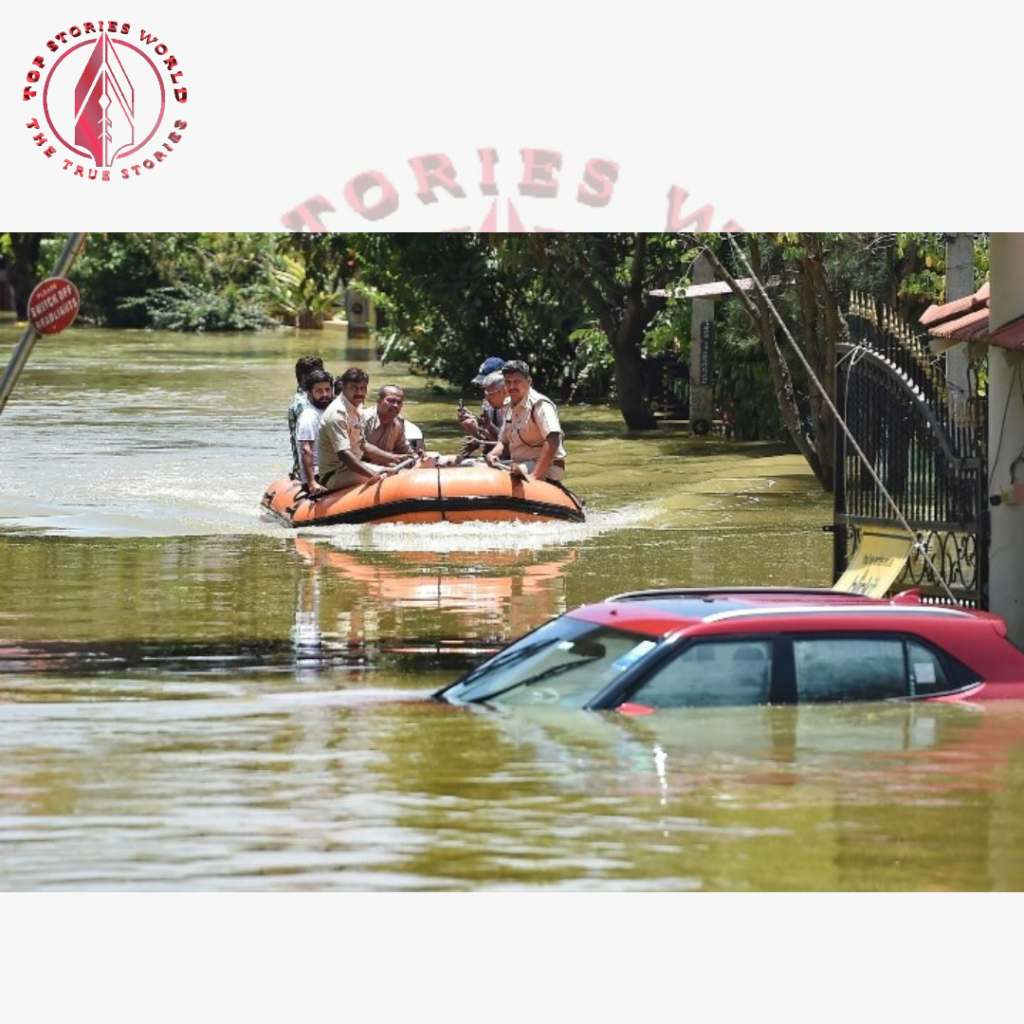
[3,324,1024,891]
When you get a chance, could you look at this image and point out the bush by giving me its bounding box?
[120,283,278,332]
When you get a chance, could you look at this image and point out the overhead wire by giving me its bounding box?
[987,360,1020,488]
[717,234,958,603]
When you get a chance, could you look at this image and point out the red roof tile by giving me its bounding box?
[926,306,991,340]
[989,313,1024,350]
[916,281,1024,348]
[919,281,990,328]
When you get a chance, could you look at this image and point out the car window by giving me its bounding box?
[906,640,954,696]
[794,637,905,702]
[447,621,659,707]
[630,639,773,708]
[790,636,963,702]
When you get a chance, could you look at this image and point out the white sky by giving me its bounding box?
[2,1,1014,230]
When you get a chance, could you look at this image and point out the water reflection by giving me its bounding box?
[291,536,575,672]
[444,701,1024,890]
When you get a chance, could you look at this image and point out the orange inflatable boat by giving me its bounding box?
[260,462,586,527]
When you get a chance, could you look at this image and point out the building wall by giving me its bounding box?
[987,235,1024,644]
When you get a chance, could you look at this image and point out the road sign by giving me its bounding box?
[833,530,914,598]
[27,277,81,335]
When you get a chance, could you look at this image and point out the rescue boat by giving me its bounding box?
[260,462,585,527]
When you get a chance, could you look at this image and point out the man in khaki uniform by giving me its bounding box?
[317,367,397,492]
[484,360,566,482]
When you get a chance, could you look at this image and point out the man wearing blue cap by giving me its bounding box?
[472,356,506,387]
[458,356,507,453]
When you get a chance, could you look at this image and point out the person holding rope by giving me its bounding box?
[483,360,566,482]
[458,370,508,456]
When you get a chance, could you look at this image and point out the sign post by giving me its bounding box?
[832,530,914,598]
[689,253,716,436]
[0,233,87,417]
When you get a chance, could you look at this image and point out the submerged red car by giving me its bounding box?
[434,587,1024,711]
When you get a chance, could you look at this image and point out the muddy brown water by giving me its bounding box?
[3,325,1024,891]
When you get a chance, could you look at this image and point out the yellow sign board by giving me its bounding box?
[833,530,915,598]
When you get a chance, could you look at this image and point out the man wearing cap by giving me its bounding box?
[484,360,566,482]
[458,371,508,454]
[317,367,398,492]
[472,356,505,387]
[457,356,505,441]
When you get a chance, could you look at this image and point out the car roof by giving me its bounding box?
[567,587,989,638]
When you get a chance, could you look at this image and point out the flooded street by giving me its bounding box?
[3,325,1024,890]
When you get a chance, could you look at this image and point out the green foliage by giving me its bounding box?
[712,315,788,441]
[263,253,342,324]
[497,234,704,428]
[565,323,614,402]
[40,233,162,326]
[893,233,947,312]
[38,232,283,329]
[119,282,278,332]
[1,233,47,318]
[268,235,354,323]
[351,233,588,396]
[972,236,990,289]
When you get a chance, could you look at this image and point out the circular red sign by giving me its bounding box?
[28,278,81,335]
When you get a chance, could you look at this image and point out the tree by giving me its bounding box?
[272,234,355,328]
[694,232,991,491]
[497,234,698,429]
[36,232,281,330]
[350,233,586,391]
[697,234,855,489]
[2,233,46,318]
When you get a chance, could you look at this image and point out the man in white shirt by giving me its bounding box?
[294,369,334,494]
[288,354,323,478]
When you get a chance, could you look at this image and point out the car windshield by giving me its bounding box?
[441,617,660,707]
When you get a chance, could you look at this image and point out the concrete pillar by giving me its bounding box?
[689,254,716,436]
[986,234,1024,644]
[944,234,974,424]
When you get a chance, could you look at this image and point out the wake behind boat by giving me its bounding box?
[260,461,586,527]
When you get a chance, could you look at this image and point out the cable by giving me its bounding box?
[719,235,958,603]
[987,360,1020,489]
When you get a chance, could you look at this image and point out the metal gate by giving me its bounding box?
[833,294,988,607]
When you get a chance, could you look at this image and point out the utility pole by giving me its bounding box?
[987,234,1024,644]
[943,233,975,424]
